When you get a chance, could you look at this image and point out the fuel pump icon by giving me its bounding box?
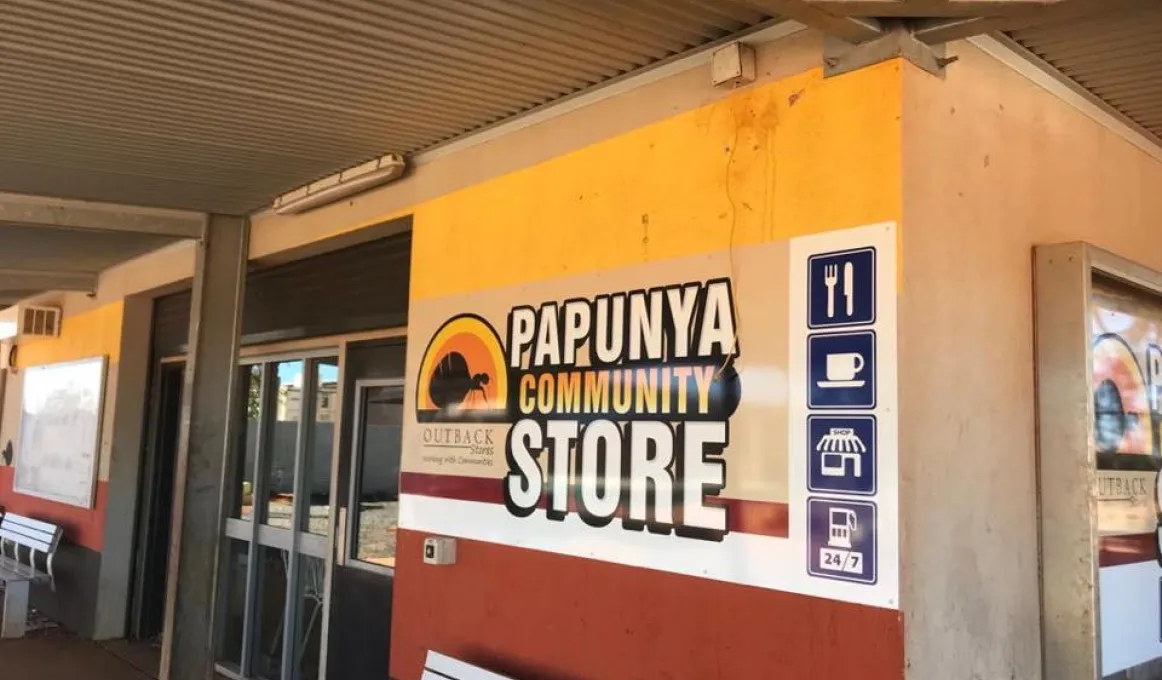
[828,507,858,550]
[809,498,877,584]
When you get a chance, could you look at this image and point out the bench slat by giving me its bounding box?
[0,528,54,554]
[2,514,58,535]
[423,652,514,680]
[0,513,62,554]
[0,520,57,544]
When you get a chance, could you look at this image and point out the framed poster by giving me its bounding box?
[1036,244,1162,680]
[14,355,108,509]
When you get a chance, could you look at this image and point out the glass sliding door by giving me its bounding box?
[217,352,339,680]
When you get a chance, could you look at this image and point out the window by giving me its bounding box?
[301,359,339,535]
[349,382,404,569]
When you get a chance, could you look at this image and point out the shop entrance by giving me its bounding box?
[213,337,406,680]
[217,352,339,680]
[325,338,406,680]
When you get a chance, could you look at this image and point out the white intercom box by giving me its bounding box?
[710,41,756,88]
[423,536,457,565]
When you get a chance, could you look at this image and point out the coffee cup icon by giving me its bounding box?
[826,352,865,382]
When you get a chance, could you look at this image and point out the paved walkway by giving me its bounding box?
[0,633,154,680]
[0,629,235,680]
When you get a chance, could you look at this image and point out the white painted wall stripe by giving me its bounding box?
[400,493,897,610]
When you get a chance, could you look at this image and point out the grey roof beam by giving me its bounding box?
[0,267,98,293]
[0,191,205,239]
[912,0,1149,44]
[741,0,884,42]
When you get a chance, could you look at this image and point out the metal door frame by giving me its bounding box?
[341,378,406,577]
[215,350,338,680]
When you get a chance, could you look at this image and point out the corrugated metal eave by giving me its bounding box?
[1007,4,1162,142]
[0,0,779,213]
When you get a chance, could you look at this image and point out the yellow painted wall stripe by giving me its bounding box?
[411,62,902,302]
[18,302,124,368]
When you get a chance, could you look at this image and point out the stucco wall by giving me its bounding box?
[900,40,1162,679]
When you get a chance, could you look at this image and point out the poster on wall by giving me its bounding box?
[1091,278,1162,676]
[14,356,107,509]
[400,223,898,609]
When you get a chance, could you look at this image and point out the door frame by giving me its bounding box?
[184,328,407,680]
[218,351,337,680]
[129,359,186,640]
[341,378,406,578]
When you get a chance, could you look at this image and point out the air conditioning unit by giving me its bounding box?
[18,305,61,338]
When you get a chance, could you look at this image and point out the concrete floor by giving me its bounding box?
[0,633,154,680]
[0,629,236,680]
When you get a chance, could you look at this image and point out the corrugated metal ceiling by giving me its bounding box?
[1007,4,1162,143]
[0,0,778,214]
[0,224,183,305]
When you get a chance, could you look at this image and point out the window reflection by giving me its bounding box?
[251,546,289,680]
[232,365,262,521]
[216,539,249,670]
[294,555,325,679]
[302,359,339,536]
[263,361,304,528]
[352,385,403,568]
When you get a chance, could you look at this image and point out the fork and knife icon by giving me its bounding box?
[824,262,855,318]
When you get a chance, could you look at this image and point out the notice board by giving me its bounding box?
[14,356,107,508]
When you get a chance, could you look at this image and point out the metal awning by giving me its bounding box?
[2,1,1162,309]
[0,0,780,215]
[0,193,203,306]
[2,1,1159,218]
[1006,2,1162,144]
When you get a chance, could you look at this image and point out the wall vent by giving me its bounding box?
[19,305,61,338]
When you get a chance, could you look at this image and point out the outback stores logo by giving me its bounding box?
[415,279,743,542]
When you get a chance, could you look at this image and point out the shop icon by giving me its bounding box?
[808,498,877,585]
[808,415,876,495]
[808,248,876,329]
[807,331,876,409]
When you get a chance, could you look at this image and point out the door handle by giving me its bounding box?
[336,507,348,566]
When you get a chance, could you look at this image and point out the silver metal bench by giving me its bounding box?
[421,651,515,680]
[0,512,63,638]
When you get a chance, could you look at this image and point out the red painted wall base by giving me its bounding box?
[390,529,904,680]
[0,465,108,551]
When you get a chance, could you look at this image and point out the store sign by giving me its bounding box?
[402,223,899,609]
[416,281,742,541]
[1091,279,1162,676]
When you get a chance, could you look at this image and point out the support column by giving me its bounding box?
[159,214,248,680]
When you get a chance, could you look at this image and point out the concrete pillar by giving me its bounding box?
[159,214,248,680]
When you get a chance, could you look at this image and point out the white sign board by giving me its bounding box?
[14,356,107,509]
[400,222,899,609]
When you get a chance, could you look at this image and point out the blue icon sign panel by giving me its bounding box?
[808,248,876,329]
[807,331,876,409]
[808,415,876,495]
[807,498,877,585]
